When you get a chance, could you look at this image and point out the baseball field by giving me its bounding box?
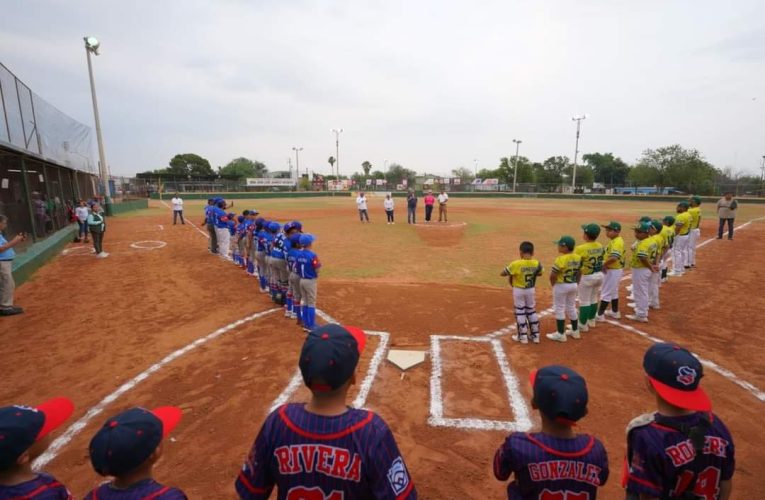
[3,195,765,498]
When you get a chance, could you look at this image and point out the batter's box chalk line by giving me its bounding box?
[32,307,281,470]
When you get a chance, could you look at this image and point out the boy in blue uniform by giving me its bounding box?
[266,222,284,304]
[494,366,609,499]
[296,234,321,331]
[255,219,270,294]
[233,214,246,267]
[0,397,75,499]
[286,233,304,326]
[235,324,417,499]
[202,198,218,254]
[85,406,186,499]
[283,221,303,319]
[213,201,231,260]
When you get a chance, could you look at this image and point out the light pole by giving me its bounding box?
[473,159,479,178]
[84,36,110,203]
[292,147,303,184]
[760,155,765,196]
[512,139,522,193]
[331,128,343,178]
[571,114,587,191]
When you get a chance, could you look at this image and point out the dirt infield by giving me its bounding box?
[2,198,764,498]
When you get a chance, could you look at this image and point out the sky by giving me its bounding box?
[1,0,764,177]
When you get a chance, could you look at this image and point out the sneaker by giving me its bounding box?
[546,332,567,343]
[595,314,606,322]
[667,271,684,277]
[587,319,598,328]
[579,323,589,333]
[626,285,633,292]
[566,329,581,339]
[259,288,269,294]
[628,302,636,309]
[604,310,621,319]
[625,314,648,323]
[627,295,635,300]
[97,252,109,258]
[661,278,668,284]
[530,334,540,344]
[511,334,529,344]
[0,306,24,317]
[649,304,661,310]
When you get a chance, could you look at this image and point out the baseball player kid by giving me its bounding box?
[283,221,302,318]
[596,221,625,321]
[626,222,658,323]
[287,233,303,325]
[688,195,702,269]
[647,220,667,310]
[233,214,246,267]
[84,406,186,499]
[255,219,270,293]
[296,234,321,332]
[546,236,582,342]
[264,222,279,302]
[575,224,605,332]
[660,216,676,283]
[500,241,543,344]
[271,222,290,306]
[235,324,417,499]
[0,397,75,499]
[623,343,735,499]
[213,200,231,261]
[669,202,692,277]
[203,198,218,254]
[493,365,609,499]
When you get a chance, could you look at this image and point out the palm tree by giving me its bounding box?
[328,156,336,177]
[361,161,372,176]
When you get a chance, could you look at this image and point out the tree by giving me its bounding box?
[565,164,595,187]
[387,163,417,186]
[628,164,660,186]
[507,156,534,185]
[168,153,214,177]
[361,161,372,176]
[633,145,718,194]
[219,157,267,179]
[535,156,570,190]
[370,170,386,180]
[451,167,474,183]
[328,156,336,175]
[583,152,631,186]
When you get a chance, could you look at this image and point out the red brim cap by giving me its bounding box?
[648,377,712,412]
[151,407,182,438]
[35,397,75,441]
[342,326,367,354]
[529,369,538,388]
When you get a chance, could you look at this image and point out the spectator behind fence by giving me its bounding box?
[0,215,26,317]
[87,203,108,258]
[75,200,91,243]
[716,191,738,240]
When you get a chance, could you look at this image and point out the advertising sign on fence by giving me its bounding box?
[375,179,385,186]
[246,178,297,187]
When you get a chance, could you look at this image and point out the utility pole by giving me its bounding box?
[512,139,522,193]
[292,147,303,188]
[84,36,111,203]
[571,114,587,191]
[331,128,343,178]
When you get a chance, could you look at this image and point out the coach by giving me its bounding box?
[716,192,738,240]
[438,189,449,222]
[407,190,417,224]
[171,192,185,225]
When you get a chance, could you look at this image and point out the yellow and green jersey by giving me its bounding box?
[604,236,626,270]
[552,253,582,284]
[631,238,659,268]
[504,259,544,289]
[660,225,675,249]
[650,234,665,258]
[675,212,692,236]
[689,207,701,229]
[574,242,605,275]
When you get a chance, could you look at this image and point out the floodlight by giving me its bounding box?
[84,36,100,54]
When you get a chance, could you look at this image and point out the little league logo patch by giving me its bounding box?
[676,366,697,386]
[387,457,410,496]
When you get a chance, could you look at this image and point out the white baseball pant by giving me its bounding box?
[632,267,652,319]
[578,272,603,307]
[689,228,700,265]
[672,234,690,273]
[215,227,231,260]
[512,287,540,337]
[648,269,661,308]
[600,268,623,302]
[553,283,578,321]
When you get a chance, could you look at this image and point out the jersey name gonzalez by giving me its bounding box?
[528,460,604,486]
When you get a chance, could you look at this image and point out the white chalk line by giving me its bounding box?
[159,200,209,239]
[33,308,280,470]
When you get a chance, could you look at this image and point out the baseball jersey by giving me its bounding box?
[271,233,287,260]
[213,207,229,229]
[204,205,214,224]
[287,245,301,274]
[493,432,609,499]
[675,212,692,236]
[228,219,238,236]
[235,403,417,500]
[297,250,321,279]
[256,229,269,253]
[604,236,626,270]
[552,253,582,284]
[650,234,665,259]
[630,238,658,269]
[574,242,604,275]
[624,412,735,499]
[688,207,701,229]
[504,259,544,289]
[83,479,186,499]
[0,473,72,499]
[660,225,675,250]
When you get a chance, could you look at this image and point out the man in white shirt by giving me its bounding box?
[437,190,449,222]
[356,192,370,223]
[75,200,91,242]
[171,193,185,225]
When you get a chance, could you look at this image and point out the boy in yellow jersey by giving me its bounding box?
[596,222,625,321]
[688,195,702,269]
[501,241,544,344]
[659,216,676,283]
[626,222,659,323]
[574,224,604,333]
[645,220,665,310]
[669,202,692,277]
[546,236,582,342]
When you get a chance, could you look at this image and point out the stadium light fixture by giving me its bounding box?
[84,35,110,202]
[571,114,587,190]
[292,147,304,178]
[512,139,522,193]
[331,128,343,178]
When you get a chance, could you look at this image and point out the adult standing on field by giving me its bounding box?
[407,189,418,224]
[203,198,218,254]
[437,189,449,222]
[424,190,435,223]
[87,203,108,258]
[356,191,370,223]
[75,200,90,243]
[0,215,25,316]
[383,193,395,224]
[171,192,185,225]
[717,191,738,240]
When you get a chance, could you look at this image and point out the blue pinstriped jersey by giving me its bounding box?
[493,432,609,499]
[0,473,71,499]
[236,403,416,500]
[83,479,186,499]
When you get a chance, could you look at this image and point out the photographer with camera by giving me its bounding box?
[0,215,26,317]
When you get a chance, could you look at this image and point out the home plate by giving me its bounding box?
[387,350,427,371]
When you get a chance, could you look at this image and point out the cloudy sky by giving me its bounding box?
[2,0,763,177]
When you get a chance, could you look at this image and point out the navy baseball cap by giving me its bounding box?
[237,215,245,223]
[530,366,588,425]
[643,343,711,411]
[283,222,294,233]
[290,221,303,232]
[0,397,74,470]
[300,325,367,392]
[288,233,302,247]
[250,209,260,215]
[268,222,281,232]
[299,234,315,247]
[89,407,182,476]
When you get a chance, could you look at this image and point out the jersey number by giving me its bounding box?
[673,466,721,500]
[587,255,603,273]
[287,486,344,500]
[562,268,578,283]
[540,490,589,500]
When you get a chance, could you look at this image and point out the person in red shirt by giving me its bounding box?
[423,190,436,223]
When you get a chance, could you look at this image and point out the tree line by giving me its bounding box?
[138,154,269,179]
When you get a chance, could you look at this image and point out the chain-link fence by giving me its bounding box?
[109,176,148,201]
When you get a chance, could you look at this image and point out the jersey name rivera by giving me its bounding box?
[275,445,363,482]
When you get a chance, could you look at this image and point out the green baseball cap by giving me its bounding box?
[554,235,575,250]
[678,201,690,208]
[663,215,676,225]
[581,223,601,237]
[651,220,663,232]
[633,221,652,233]
[639,216,652,223]
[602,221,622,231]
[691,195,701,204]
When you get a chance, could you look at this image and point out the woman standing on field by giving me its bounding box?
[87,203,108,258]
